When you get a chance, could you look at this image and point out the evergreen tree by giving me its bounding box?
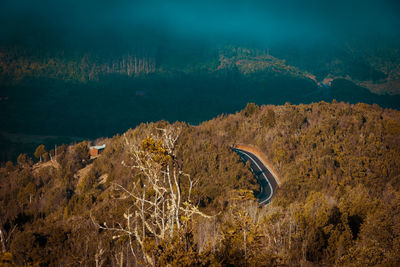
[34,144,47,162]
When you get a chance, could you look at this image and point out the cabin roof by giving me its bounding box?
[90,144,106,150]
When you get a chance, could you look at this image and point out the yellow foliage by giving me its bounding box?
[141,137,172,164]
[385,119,400,135]
[0,252,15,266]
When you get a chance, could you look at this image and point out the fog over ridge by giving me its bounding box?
[1,0,399,48]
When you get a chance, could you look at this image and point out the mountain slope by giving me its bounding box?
[1,101,400,266]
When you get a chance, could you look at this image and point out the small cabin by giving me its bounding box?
[89,144,106,157]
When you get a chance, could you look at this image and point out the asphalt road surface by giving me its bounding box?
[232,147,279,204]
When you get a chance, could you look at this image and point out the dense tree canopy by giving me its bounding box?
[0,101,399,265]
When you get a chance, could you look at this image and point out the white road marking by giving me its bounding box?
[236,149,274,203]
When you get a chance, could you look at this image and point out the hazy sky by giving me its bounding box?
[1,0,399,48]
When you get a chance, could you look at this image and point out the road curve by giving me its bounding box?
[232,145,279,204]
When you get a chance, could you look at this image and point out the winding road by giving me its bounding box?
[232,145,280,204]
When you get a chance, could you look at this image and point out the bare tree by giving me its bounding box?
[0,218,17,253]
[92,124,210,266]
[94,242,106,267]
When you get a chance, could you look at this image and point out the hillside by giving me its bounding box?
[2,43,399,95]
[2,44,400,163]
[1,101,400,266]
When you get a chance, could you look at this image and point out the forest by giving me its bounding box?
[1,101,399,266]
[1,43,399,95]
[2,43,400,164]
